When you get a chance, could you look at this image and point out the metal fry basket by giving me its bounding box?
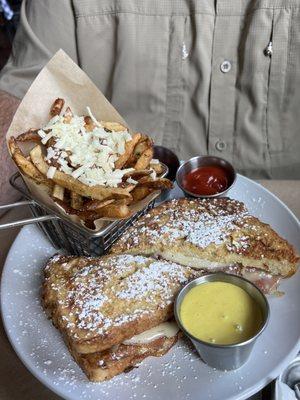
[0,172,159,256]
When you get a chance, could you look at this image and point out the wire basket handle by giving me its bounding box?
[0,200,58,230]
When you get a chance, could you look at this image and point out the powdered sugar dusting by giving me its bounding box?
[117,261,187,300]
[45,255,194,340]
[116,198,250,252]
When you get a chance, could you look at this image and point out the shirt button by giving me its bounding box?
[220,60,231,73]
[215,140,227,151]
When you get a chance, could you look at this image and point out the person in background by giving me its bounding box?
[1,0,300,205]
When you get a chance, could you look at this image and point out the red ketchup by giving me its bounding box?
[182,166,228,196]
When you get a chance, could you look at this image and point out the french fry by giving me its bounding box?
[118,182,136,192]
[16,129,40,143]
[52,184,65,201]
[115,133,141,169]
[101,121,128,132]
[134,136,153,157]
[8,138,52,187]
[124,134,152,167]
[55,198,131,220]
[150,162,164,175]
[131,186,153,203]
[114,197,133,206]
[99,203,131,219]
[30,145,132,201]
[53,200,91,221]
[81,199,115,212]
[50,98,64,117]
[135,176,149,184]
[123,169,152,181]
[124,153,136,168]
[84,116,96,132]
[70,192,83,210]
[134,147,153,170]
[137,178,173,190]
[53,198,81,216]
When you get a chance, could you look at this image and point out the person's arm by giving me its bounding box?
[0,0,78,99]
[0,0,78,204]
[0,90,20,204]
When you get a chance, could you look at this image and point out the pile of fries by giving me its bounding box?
[9,98,172,228]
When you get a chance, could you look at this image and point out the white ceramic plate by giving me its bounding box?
[1,175,300,400]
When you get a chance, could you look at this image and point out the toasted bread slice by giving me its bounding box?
[70,331,180,382]
[110,198,299,279]
[42,254,201,354]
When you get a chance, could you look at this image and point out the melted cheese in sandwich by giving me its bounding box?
[123,322,179,345]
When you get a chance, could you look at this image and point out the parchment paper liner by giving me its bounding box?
[6,50,162,232]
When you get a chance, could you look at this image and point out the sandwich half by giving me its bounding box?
[110,198,299,293]
[42,253,201,381]
[70,324,180,382]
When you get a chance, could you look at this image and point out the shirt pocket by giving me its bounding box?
[266,7,294,154]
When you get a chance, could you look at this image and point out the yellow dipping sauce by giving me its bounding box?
[180,282,263,345]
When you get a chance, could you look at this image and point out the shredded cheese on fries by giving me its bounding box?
[38,109,134,187]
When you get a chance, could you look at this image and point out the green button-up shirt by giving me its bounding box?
[1,0,300,178]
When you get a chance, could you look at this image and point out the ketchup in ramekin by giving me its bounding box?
[176,156,236,198]
[182,165,228,196]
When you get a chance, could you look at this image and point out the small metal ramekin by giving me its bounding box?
[153,145,180,182]
[176,155,236,198]
[153,145,180,202]
[174,273,270,371]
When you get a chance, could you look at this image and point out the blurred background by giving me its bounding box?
[0,0,21,70]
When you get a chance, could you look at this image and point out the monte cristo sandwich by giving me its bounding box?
[42,198,298,381]
[111,198,299,294]
[42,254,202,381]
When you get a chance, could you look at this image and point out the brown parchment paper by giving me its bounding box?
[6,50,161,232]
